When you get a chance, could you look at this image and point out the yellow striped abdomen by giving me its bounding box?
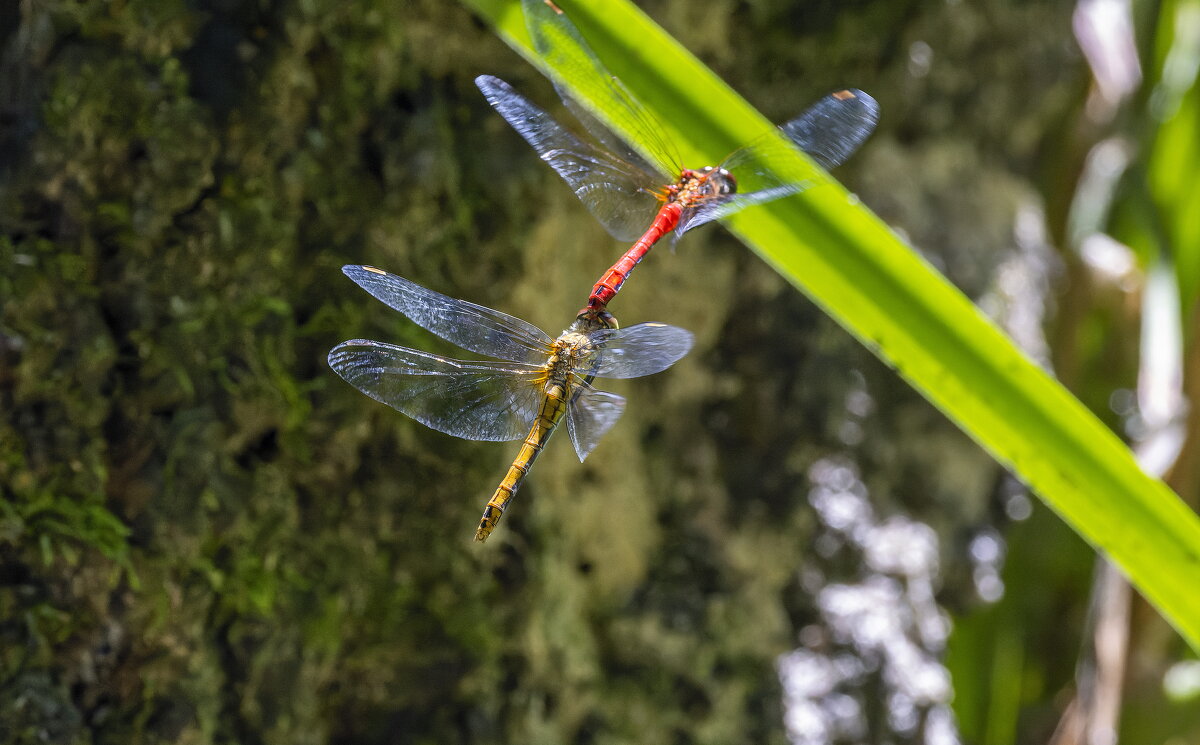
[475,382,570,542]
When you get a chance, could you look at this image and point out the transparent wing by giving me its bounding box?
[342,265,551,364]
[676,89,880,235]
[329,339,545,441]
[676,184,808,236]
[556,82,667,180]
[587,322,694,379]
[565,384,625,462]
[477,75,662,242]
[521,0,683,177]
[780,88,880,171]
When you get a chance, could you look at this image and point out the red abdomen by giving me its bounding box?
[586,202,683,311]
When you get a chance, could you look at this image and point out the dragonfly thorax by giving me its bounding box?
[546,331,600,381]
[671,167,737,206]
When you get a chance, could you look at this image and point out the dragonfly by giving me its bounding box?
[478,0,880,324]
[328,265,694,542]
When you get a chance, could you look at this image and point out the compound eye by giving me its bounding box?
[701,166,737,195]
[718,168,736,195]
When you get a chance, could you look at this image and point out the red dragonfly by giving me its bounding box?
[479,0,879,325]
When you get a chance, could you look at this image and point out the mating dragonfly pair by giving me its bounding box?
[330,0,879,541]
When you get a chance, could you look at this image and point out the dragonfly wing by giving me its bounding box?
[329,340,545,441]
[556,83,663,177]
[342,265,551,364]
[566,384,625,462]
[676,89,879,235]
[477,75,662,242]
[676,184,806,235]
[781,88,880,170]
[520,0,683,177]
[588,322,694,379]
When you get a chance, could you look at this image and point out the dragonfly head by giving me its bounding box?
[700,166,737,196]
[572,307,618,332]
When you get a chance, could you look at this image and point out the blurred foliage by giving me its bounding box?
[1,0,1198,744]
[1141,0,1200,311]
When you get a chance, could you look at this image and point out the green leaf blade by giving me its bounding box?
[464,0,1200,648]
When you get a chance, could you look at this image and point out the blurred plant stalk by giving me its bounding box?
[1052,0,1198,741]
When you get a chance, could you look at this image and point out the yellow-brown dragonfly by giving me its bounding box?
[328,265,693,541]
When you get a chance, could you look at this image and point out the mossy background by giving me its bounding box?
[1,1,1196,743]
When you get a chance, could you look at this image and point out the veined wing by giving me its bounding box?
[780,89,879,171]
[566,384,625,462]
[676,184,808,236]
[586,322,694,379]
[342,265,551,364]
[329,339,545,441]
[677,89,880,235]
[477,75,662,243]
[521,0,682,179]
